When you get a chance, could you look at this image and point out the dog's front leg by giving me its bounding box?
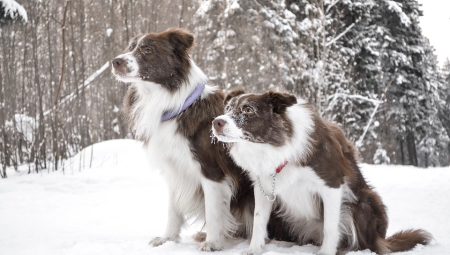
[245,185,274,255]
[318,186,342,255]
[199,178,235,251]
[149,191,184,247]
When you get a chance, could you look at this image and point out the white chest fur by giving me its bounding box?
[254,165,326,220]
[130,72,208,217]
[145,120,204,217]
[145,120,202,179]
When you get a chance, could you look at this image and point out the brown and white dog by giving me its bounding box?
[111,28,258,251]
[212,91,431,255]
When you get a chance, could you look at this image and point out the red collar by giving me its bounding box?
[275,161,288,174]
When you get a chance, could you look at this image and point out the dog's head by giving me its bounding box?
[212,91,297,146]
[111,28,194,92]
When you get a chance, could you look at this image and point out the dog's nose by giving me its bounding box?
[213,118,227,132]
[112,58,125,68]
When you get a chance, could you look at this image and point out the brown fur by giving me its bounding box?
[116,28,194,92]
[224,92,296,146]
[383,229,432,253]
[117,29,296,241]
[222,91,432,254]
[302,109,431,254]
[122,86,139,131]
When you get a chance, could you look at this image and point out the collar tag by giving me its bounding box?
[275,161,288,174]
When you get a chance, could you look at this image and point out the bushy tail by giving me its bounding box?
[379,229,432,253]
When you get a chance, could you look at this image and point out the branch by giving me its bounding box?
[326,93,381,105]
[44,62,110,116]
[326,0,340,14]
[356,101,381,148]
[355,80,395,147]
[326,20,358,47]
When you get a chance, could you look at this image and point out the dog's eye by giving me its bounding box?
[242,105,255,115]
[141,45,152,54]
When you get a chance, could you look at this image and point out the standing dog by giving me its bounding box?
[111,28,257,251]
[212,91,431,255]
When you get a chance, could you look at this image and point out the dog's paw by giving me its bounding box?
[199,241,223,252]
[193,231,207,243]
[149,237,175,247]
[241,248,263,255]
[242,244,264,255]
[317,248,337,255]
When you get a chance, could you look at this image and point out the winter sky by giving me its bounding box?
[418,0,450,65]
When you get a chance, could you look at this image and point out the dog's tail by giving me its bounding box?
[377,229,432,253]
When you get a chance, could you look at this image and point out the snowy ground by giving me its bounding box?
[0,139,449,255]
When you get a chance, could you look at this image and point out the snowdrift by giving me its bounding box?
[0,139,448,254]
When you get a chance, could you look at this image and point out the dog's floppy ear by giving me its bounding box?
[263,91,297,114]
[165,28,194,52]
[224,89,245,105]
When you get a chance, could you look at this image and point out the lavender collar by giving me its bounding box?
[161,82,206,122]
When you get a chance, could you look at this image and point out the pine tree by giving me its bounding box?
[322,0,386,160]
[0,0,27,25]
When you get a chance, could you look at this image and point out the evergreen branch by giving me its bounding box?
[326,19,359,47]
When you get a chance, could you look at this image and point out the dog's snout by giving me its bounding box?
[213,118,227,132]
[112,58,125,68]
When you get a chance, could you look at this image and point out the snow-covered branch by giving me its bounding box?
[325,92,383,148]
[43,62,110,116]
[356,101,381,148]
[326,20,357,47]
[325,0,340,14]
[327,93,381,105]
[1,0,28,22]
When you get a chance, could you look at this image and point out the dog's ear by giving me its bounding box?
[165,28,194,52]
[263,91,297,114]
[224,89,245,105]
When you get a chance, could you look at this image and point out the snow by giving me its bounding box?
[1,0,28,22]
[1,139,449,255]
[13,114,36,142]
[384,0,411,27]
[195,0,212,18]
[224,0,241,17]
[106,28,113,37]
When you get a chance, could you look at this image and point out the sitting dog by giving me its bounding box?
[212,90,431,255]
[111,28,293,251]
[111,28,256,251]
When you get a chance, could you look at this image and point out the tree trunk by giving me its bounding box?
[399,137,405,165]
[406,131,418,166]
[53,0,70,170]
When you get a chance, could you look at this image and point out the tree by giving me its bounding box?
[0,0,27,25]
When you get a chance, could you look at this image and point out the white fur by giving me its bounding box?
[115,57,233,249]
[215,103,357,255]
[248,184,274,254]
[217,104,315,172]
[112,35,145,81]
[200,178,238,251]
[212,115,245,143]
[112,52,139,79]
